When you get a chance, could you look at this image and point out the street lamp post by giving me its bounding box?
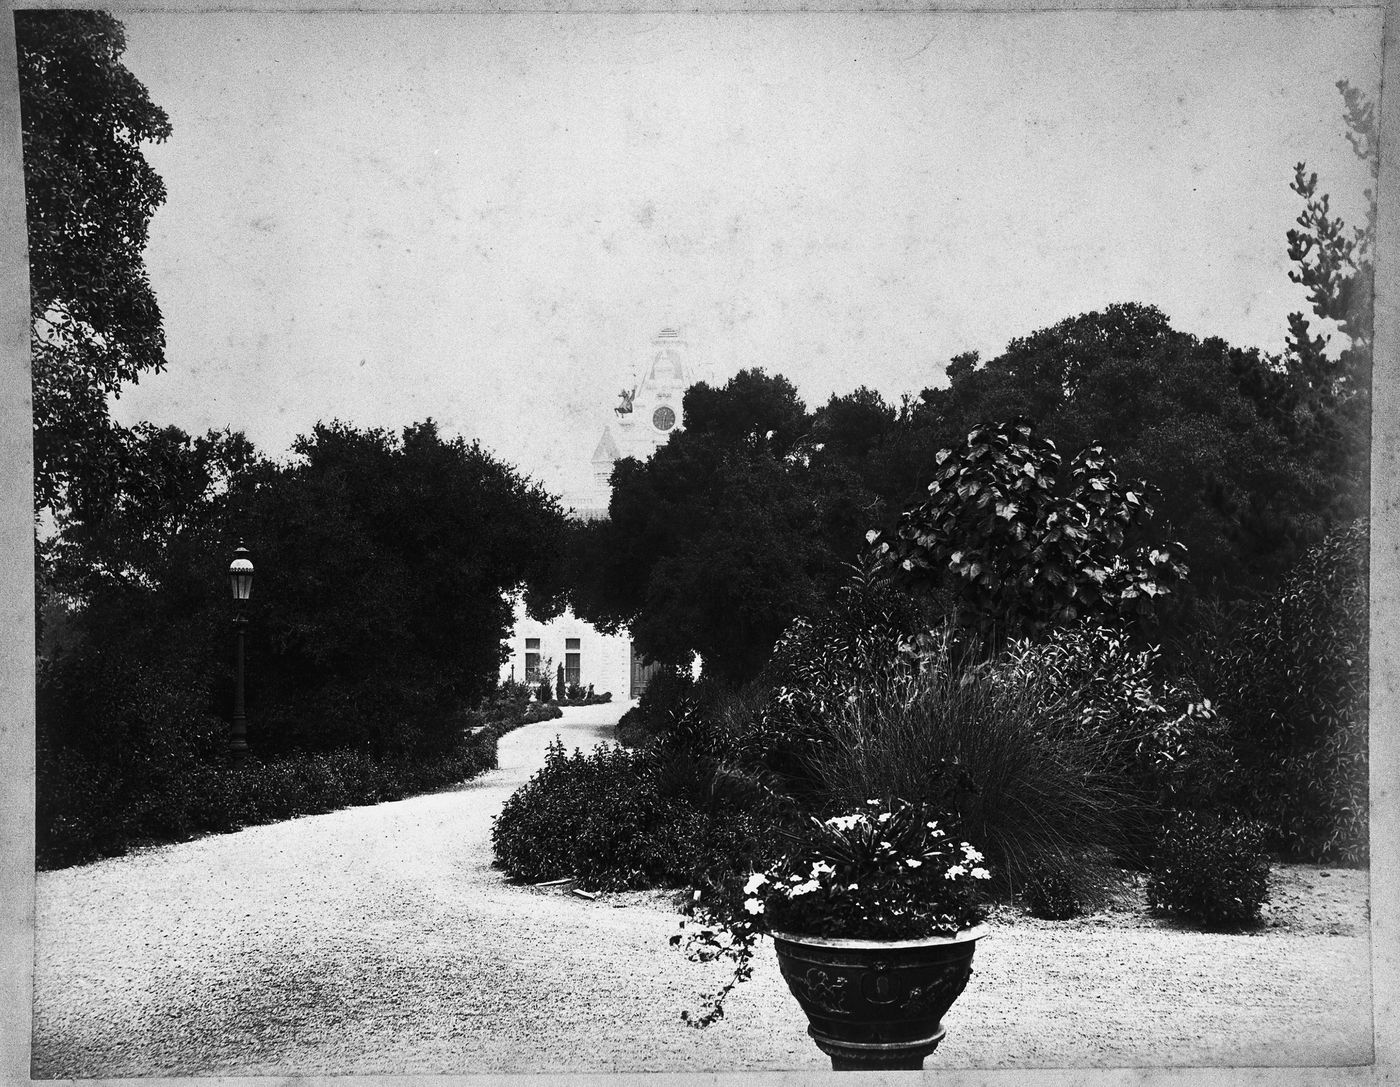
[228,544,254,762]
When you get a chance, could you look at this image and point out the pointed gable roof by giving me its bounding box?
[591,426,621,464]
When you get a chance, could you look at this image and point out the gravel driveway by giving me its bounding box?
[33,700,1372,1077]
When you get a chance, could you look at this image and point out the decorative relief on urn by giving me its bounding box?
[900,961,973,1014]
[860,959,901,1004]
[783,966,851,1014]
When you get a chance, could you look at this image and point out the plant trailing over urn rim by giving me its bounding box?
[673,796,991,1028]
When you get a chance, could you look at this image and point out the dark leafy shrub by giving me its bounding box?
[558,683,611,706]
[535,677,553,703]
[998,624,1241,859]
[1146,810,1270,928]
[1022,857,1089,920]
[521,701,563,725]
[492,739,629,884]
[611,667,698,747]
[498,679,533,705]
[636,666,696,728]
[1194,521,1368,864]
[614,705,647,747]
[491,738,774,892]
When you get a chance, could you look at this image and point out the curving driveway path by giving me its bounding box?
[33,700,1372,1077]
[33,702,821,1077]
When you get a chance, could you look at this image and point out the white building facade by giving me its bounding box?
[499,328,694,699]
[501,602,638,701]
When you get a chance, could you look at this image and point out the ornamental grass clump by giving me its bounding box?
[805,628,1147,893]
[675,797,990,1026]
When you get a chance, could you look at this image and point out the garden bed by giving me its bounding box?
[568,862,1369,940]
[988,863,1368,938]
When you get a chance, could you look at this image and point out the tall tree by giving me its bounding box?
[568,370,875,683]
[1283,80,1374,397]
[1226,81,1373,533]
[17,11,172,515]
[46,423,268,604]
[244,420,569,752]
[39,419,571,763]
[891,305,1324,601]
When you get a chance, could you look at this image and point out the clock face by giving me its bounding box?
[652,405,676,432]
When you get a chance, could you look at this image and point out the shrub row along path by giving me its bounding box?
[35,700,1372,1077]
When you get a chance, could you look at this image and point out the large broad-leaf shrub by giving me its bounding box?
[36,624,226,859]
[870,418,1187,643]
[1146,810,1271,928]
[1197,520,1367,863]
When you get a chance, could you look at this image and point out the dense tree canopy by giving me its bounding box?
[568,370,878,683]
[17,10,172,514]
[907,305,1332,600]
[243,420,569,751]
[567,289,1354,675]
[41,420,570,760]
[812,86,1373,614]
[45,423,267,603]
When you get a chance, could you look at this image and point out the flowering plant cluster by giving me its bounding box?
[746,798,990,940]
[675,797,989,1026]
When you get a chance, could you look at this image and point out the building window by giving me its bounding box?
[565,638,581,686]
[525,638,541,682]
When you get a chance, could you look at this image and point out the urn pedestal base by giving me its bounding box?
[810,1022,946,1071]
[771,926,986,1073]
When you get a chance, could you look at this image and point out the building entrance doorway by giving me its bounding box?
[629,644,662,699]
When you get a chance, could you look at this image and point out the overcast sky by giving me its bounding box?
[108,8,1382,505]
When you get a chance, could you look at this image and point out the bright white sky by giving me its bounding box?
[110,9,1382,504]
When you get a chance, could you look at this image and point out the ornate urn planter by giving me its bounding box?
[771,925,987,1071]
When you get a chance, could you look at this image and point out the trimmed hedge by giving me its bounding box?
[559,692,613,706]
[36,696,559,871]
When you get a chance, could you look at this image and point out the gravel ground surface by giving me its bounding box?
[33,700,1373,1077]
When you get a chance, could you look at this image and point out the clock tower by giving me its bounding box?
[511,327,698,702]
[592,328,693,489]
